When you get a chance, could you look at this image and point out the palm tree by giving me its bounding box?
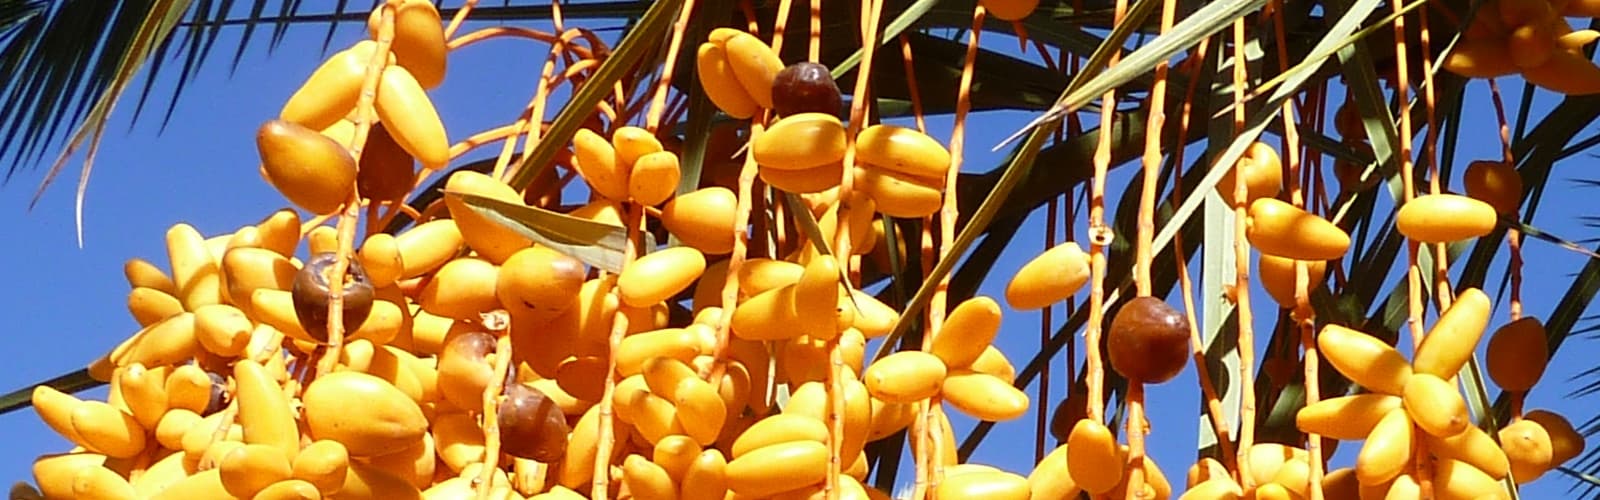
[5,0,1600,496]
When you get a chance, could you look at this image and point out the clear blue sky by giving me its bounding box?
[0,6,1594,497]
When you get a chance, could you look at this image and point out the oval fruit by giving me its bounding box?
[862,351,947,403]
[375,65,449,169]
[725,441,829,497]
[1500,418,1555,483]
[1066,420,1122,494]
[1486,317,1549,392]
[720,31,785,109]
[753,113,847,170]
[1246,198,1351,260]
[981,0,1040,21]
[696,43,759,119]
[496,246,585,325]
[1401,373,1470,438]
[1356,407,1413,485]
[1005,242,1090,310]
[442,170,533,264]
[941,370,1028,421]
[1216,141,1283,207]
[855,124,952,180]
[771,61,842,117]
[856,167,944,218]
[1463,159,1522,214]
[1413,287,1491,378]
[618,247,706,308]
[1396,194,1498,243]
[417,257,500,320]
[302,371,428,457]
[1107,296,1190,384]
[1316,324,1412,395]
[1523,409,1584,464]
[280,41,387,130]
[929,296,1003,369]
[1295,394,1402,440]
[935,470,1030,500]
[1256,254,1328,308]
[376,0,447,89]
[661,187,739,255]
[256,120,357,215]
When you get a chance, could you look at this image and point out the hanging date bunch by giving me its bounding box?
[7,0,1600,497]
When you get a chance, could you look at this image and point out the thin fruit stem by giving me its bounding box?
[1231,15,1260,490]
[477,317,513,500]
[316,0,400,380]
[645,0,697,133]
[444,0,477,39]
[593,205,644,500]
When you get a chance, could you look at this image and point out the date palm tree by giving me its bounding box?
[5,0,1600,495]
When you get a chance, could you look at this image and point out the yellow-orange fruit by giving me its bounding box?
[720,31,785,109]
[629,151,681,206]
[1510,21,1559,69]
[1216,141,1283,206]
[302,371,428,457]
[622,454,676,500]
[681,449,729,500]
[760,162,842,193]
[725,441,829,497]
[375,65,449,168]
[857,162,945,212]
[127,287,182,327]
[1316,324,1412,395]
[1401,373,1470,438]
[1005,242,1090,310]
[1524,409,1584,464]
[696,43,759,119]
[1463,160,1522,214]
[1356,408,1413,485]
[935,469,1030,500]
[1029,445,1082,500]
[235,360,300,462]
[1500,419,1555,483]
[417,257,500,320]
[496,245,584,326]
[941,370,1028,421]
[1432,459,1504,500]
[370,0,447,89]
[280,41,389,130]
[291,440,350,495]
[930,296,1003,368]
[1257,254,1328,308]
[1247,198,1351,260]
[1395,194,1498,243]
[661,187,739,255]
[1522,49,1600,95]
[257,119,356,216]
[863,351,947,403]
[442,170,532,264]
[219,444,294,498]
[572,127,630,201]
[124,257,175,295]
[393,219,463,279]
[753,113,847,170]
[1296,394,1402,440]
[252,479,322,500]
[618,246,706,308]
[1425,425,1511,480]
[1413,287,1491,378]
[1486,317,1549,391]
[855,124,952,180]
[1442,39,1519,78]
[1067,420,1123,494]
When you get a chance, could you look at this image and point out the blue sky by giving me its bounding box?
[0,5,1596,497]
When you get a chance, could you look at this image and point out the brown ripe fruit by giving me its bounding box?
[257,120,358,215]
[771,62,842,118]
[1335,102,1365,140]
[497,382,571,462]
[356,123,416,204]
[1048,386,1088,443]
[1106,296,1190,384]
[1486,317,1549,392]
[1463,159,1522,214]
[292,252,375,343]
